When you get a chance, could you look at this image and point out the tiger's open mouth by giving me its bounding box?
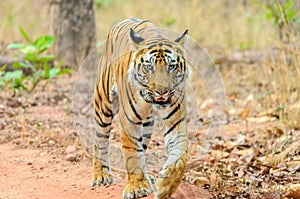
[153,96,171,105]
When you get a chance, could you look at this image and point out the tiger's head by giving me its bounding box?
[129,28,189,107]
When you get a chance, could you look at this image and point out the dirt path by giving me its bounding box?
[1,75,298,199]
[0,143,212,199]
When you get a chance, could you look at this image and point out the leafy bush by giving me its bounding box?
[264,0,300,41]
[0,26,71,93]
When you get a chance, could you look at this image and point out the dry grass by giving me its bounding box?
[1,0,274,49]
[264,40,300,129]
[94,0,275,49]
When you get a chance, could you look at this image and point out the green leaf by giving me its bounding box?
[164,17,176,26]
[0,78,5,88]
[37,55,56,62]
[12,61,30,69]
[4,70,23,80]
[54,59,64,68]
[6,43,25,49]
[19,83,29,91]
[293,17,300,24]
[284,0,295,11]
[286,9,297,21]
[49,68,60,78]
[0,65,7,72]
[19,45,37,55]
[33,70,43,79]
[57,68,71,76]
[18,26,31,42]
[23,53,38,63]
[43,63,50,79]
[33,36,55,53]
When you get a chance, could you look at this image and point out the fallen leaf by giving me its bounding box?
[262,192,280,199]
[284,184,300,199]
[246,116,276,123]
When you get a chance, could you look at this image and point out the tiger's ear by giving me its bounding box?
[175,29,188,49]
[129,28,145,49]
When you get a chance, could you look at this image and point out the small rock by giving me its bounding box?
[48,140,56,146]
[6,98,22,108]
[65,153,77,162]
[12,139,21,145]
[40,151,48,156]
[64,145,76,155]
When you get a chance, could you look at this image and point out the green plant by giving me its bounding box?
[163,17,176,27]
[0,26,71,93]
[93,0,111,8]
[264,0,300,41]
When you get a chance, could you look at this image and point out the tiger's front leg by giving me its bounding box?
[120,127,153,199]
[155,119,188,199]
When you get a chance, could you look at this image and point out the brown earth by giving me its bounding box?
[0,70,299,199]
[0,75,212,199]
[0,144,211,199]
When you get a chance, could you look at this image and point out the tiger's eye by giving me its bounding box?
[144,64,154,71]
[168,64,177,71]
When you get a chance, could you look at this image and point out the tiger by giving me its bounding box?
[92,18,189,199]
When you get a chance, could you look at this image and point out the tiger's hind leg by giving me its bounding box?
[91,85,117,187]
[91,124,114,187]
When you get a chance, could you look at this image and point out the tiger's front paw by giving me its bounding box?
[91,171,114,187]
[122,173,152,199]
[154,160,185,199]
[91,162,114,187]
[155,176,178,199]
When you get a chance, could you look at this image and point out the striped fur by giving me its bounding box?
[92,18,189,199]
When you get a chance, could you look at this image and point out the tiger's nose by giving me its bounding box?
[155,89,169,96]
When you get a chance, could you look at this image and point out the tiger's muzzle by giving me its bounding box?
[153,89,171,105]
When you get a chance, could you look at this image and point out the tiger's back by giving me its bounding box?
[92,18,189,199]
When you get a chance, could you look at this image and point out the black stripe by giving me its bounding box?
[134,74,148,88]
[98,146,107,150]
[123,106,142,125]
[163,104,181,120]
[143,133,152,139]
[133,20,150,30]
[96,131,109,139]
[149,49,158,54]
[148,44,157,49]
[136,26,149,35]
[94,115,111,128]
[125,82,142,121]
[164,49,172,53]
[164,117,185,137]
[95,99,112,118]
[106,67,111,101]
[122,145,143,152]
[166,134,186,150]
[164,43,173,48]
[105,39,110,55]
[101,71,107,97]
[101,165,110,170]
[142,120,154,127]
[128,83,137,103]
[96,85,113,117]
[122,132,143,150]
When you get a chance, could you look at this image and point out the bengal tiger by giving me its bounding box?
[92,18,189,199]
